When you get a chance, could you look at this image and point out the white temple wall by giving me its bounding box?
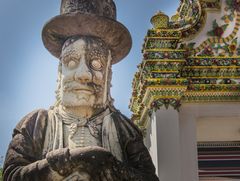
[145,102,240,181]
[197,116,240,142]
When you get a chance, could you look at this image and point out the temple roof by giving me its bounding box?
[129,0,240,127]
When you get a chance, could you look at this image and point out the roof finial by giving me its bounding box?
[150,11,169,29]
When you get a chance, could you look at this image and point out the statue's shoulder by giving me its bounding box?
[13,109,49,137]
[111,109,143,139]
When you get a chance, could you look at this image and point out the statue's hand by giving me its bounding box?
[46,148,73,176]
[98,168,119,181]
[69,146,122,180]
[69,146,114,169]
[46,146,120,179]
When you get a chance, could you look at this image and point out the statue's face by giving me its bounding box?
[59,37,110,108]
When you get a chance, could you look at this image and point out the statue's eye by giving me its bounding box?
[61,56,78,69]
[67,60,77,69]
[90,59,103,71]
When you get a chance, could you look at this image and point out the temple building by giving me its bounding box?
[130,0,240,180]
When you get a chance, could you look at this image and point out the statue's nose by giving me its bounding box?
[74,59,92,83]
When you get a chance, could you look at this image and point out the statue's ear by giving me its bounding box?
[54,62,63,107]
[58,62,63,73]
[102,50,112,105]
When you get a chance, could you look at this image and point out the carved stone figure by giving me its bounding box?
[3,1,159,181]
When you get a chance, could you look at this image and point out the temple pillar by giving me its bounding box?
[178,106,199,181]
[154,108,181,180]
[145,107,199,181]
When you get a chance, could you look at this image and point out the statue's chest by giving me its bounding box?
[63,122,102,149]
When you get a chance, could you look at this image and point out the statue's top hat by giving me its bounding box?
[42,0,132,64]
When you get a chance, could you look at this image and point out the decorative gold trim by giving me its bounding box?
[146,37,181,40]
[145,59,185,63]
[184,66,240,69]
[145,49,185,52]
[189,56,240,59]
[187,76,240,79]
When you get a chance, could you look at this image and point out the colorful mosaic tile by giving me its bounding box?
[130,0,240,126]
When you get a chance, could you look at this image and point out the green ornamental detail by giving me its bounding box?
[196,38,240,57]
[143,51,186,59]
[147,30,181,38]
[226,0,240,13]
[146,39,178,49]
[188,84,240,92]
[150,98,181,111]
[183,93,240,102]
[202,0,221,9]
[0,168,2,181]
[143,62,183,72]
[186,57,240,66]
[144,79,188,86]
[183,67,240,78]
[207,20,228,38]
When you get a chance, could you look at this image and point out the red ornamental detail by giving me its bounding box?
[203,46,214,56]
[213,26,224,37]
[233,0,240,12]
[164,52,169,58]
[207,20,228,38]
[143,53,148,59]
[229,44,237,52]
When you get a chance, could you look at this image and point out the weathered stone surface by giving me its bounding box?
[3,0,159,181]
[42,0,132,64]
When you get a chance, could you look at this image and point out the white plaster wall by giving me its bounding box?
[180,102,240,122]
[197,117,240,142]
[144,115,159,176]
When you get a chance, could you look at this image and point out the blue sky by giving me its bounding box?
[0,0,179,161]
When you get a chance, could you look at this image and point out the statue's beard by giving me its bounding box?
[60,81,105,108]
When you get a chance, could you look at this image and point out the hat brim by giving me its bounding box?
[42,13,132,64]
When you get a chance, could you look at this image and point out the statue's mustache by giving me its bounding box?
[63,82,103,93]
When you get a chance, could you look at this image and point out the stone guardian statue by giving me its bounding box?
[3,0,159,180]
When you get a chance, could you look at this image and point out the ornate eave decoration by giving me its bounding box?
[170,0,222,40]
[129,11,188,127]
[130,0,240,128]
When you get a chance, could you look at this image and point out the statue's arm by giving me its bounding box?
[3,110,61,181]
[123,138,159,181]
[3,128,58,181]
[89,139,159,181]
[109,112,159,181]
